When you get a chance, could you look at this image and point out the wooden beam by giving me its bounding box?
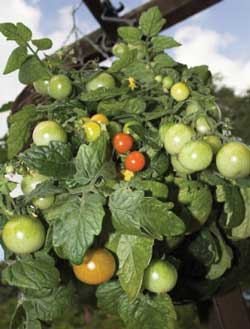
[74,0,222,62]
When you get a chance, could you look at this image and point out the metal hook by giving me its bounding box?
[100,0,136,26]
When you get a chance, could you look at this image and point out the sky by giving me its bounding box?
[0,0,250,258]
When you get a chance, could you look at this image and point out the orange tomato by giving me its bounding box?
[73,248,116,285]
[91,114,109,125]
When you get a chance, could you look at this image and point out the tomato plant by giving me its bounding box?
[162,76,174,90]
[112,133,133,154]
[33,79,49,95]
[125,151,145,172]
[32,195,55,210]
[170,82,190,101]
[73,248,116,285]
[21,173,48,194]
[48,75,72,100]
[164,123,194,155]
[143,260,178,293]
[178,141,213,172]
[32,120,67,146]
[2,215,45,254]
[216,142,250,178]
[112,43,129,58]
[86,73,116,91]
[83,121,101,142]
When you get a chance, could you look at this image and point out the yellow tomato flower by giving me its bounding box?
[121,169,134,182]
[128,77,136,91]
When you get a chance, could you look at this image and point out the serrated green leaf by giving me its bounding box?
[16,23,32,43]
[152,35,181,52]
[123,62,154,83]
[0,101,13,113]
[45,194,105,264]
[19,141,74,178]
[139,6,166,37]
[3,46,27,74]
[7,104,38,159]
[24,180,64,203]
[80,87,128,102]
[109,188,185,238]
[115,234,153,301]
[216,185,245,229]
[130,178,168,199]
[0,22,31,45]
[2,252,60,290]
[200,170,228,186]
[19,55,50,84]
[31,38,53,50]
[153,53,177,68]
[129,124,161,149]
[22,284,75,322]
[118,27,142,45]
[98,98,146,117]
[75,133,114,185]
[108,50,136,73]
[231,188,250,239]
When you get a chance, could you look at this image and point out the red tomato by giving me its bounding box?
[112,133,134,154]
[125,151,145,172]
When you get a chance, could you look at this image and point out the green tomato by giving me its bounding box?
[143,260,178,294]
[185,101,200,116]
[32,120,67,146]
[21,174,49,195]
[164,123,194,155]
[203,135,222,154]
[171,82,190,102]
[112,43,129,58]
[86,73,116,91]
[171,155,194,175]
[154,75,163,83]
[162,76,174,89]
[48,75,72,100]
[178,141,213,172]
[5,165,14,174]
[32,195,55,210]
[195,115,215,135]
[205,101,222,121]
[159,123,174,143]
[216,142,250,179]
[83,121,101,142]
[33,79,49,95]
[2,215,45,254]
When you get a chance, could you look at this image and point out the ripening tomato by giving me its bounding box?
[112,133,133,154]
[178,141,213,172]
[73,248,116,285]
[33,79,49,95]
[203,135,222,154]
[171,82,190,102]
[86,73,116,91]
[48,75,72,100]
[112,43,129,58]
[164,123,194,155]
[125,151,146,172]
[143,260,178,294]
[2,215,45,254]
[216,142,250,179]
[83,121,101,142]
[32,121,67,146]
[91,114,109,125]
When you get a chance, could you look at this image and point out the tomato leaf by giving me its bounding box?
[45,194,105,264]
[129,178,168,199]
[153,53,177,68]
[3,46,28,74]
[98,98,146,117]
[19,55,50,84]
[75,133,115,185]
[97,281,176,329]
[80,87,128,102]
[0,22,31,46]
[139,6,166,37]
[151,36,181,52]
[31,38,53,50]
[19,141,75,178]
[7,104,38,159]
[231,188,250,239]
[118,27,142,45]
[123,62,154,83]
[108,50,136,73]
[2,252,60,290]
[109,188,185,238]
[0,101,13,113]
[111,233,153,301]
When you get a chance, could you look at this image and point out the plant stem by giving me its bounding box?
[26,43,52,77]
